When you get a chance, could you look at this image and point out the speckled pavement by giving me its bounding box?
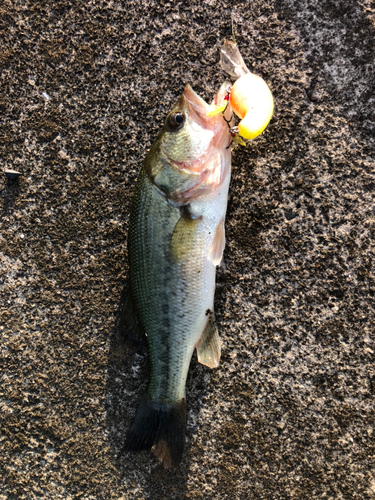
[1,1,374,499]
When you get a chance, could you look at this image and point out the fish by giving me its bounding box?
[123,82,233,467]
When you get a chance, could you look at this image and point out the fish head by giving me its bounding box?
[148,83,232,202]
[161,83,231,167]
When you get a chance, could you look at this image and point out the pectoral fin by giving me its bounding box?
[170,215,200,262]
[208,219,225,266]
[196,312,221,368]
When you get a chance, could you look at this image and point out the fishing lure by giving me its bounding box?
[208,40,274,143]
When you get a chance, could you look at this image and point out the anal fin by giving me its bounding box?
[196,312,221,368]
[208,219,225,266]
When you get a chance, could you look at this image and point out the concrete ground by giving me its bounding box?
[0,0,374,498]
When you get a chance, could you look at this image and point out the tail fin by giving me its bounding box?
[124,396,186,467]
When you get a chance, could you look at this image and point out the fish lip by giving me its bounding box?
[183,84,210,121]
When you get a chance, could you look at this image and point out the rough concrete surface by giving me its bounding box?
[0,0,374,498]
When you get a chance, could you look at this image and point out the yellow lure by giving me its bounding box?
[231,72,274,140]
[208,41,274,143]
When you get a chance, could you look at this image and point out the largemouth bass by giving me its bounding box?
[123,82,232,467]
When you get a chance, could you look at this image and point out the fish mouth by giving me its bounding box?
[183,83,232,125]
[183,84,211,122]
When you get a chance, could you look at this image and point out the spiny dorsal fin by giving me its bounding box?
[208,219,225,266]
[169,215,199,262]
[120,292,147,345]
[196,311,221,368]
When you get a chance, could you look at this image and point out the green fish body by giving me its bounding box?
[124,83,232,467]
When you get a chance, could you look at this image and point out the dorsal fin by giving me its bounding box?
[120,292,147,345]
[196,312,221,368]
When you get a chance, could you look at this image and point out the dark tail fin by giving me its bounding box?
[124,396,186,467]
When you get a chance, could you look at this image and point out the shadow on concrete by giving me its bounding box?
[2,178,21,216]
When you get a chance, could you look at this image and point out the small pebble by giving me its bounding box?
[4,169,22,180]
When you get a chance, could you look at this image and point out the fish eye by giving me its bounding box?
[168,112,185,130]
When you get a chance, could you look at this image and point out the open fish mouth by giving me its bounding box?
[183,83,233,124]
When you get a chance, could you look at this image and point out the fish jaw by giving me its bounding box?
[183,83,212,123]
